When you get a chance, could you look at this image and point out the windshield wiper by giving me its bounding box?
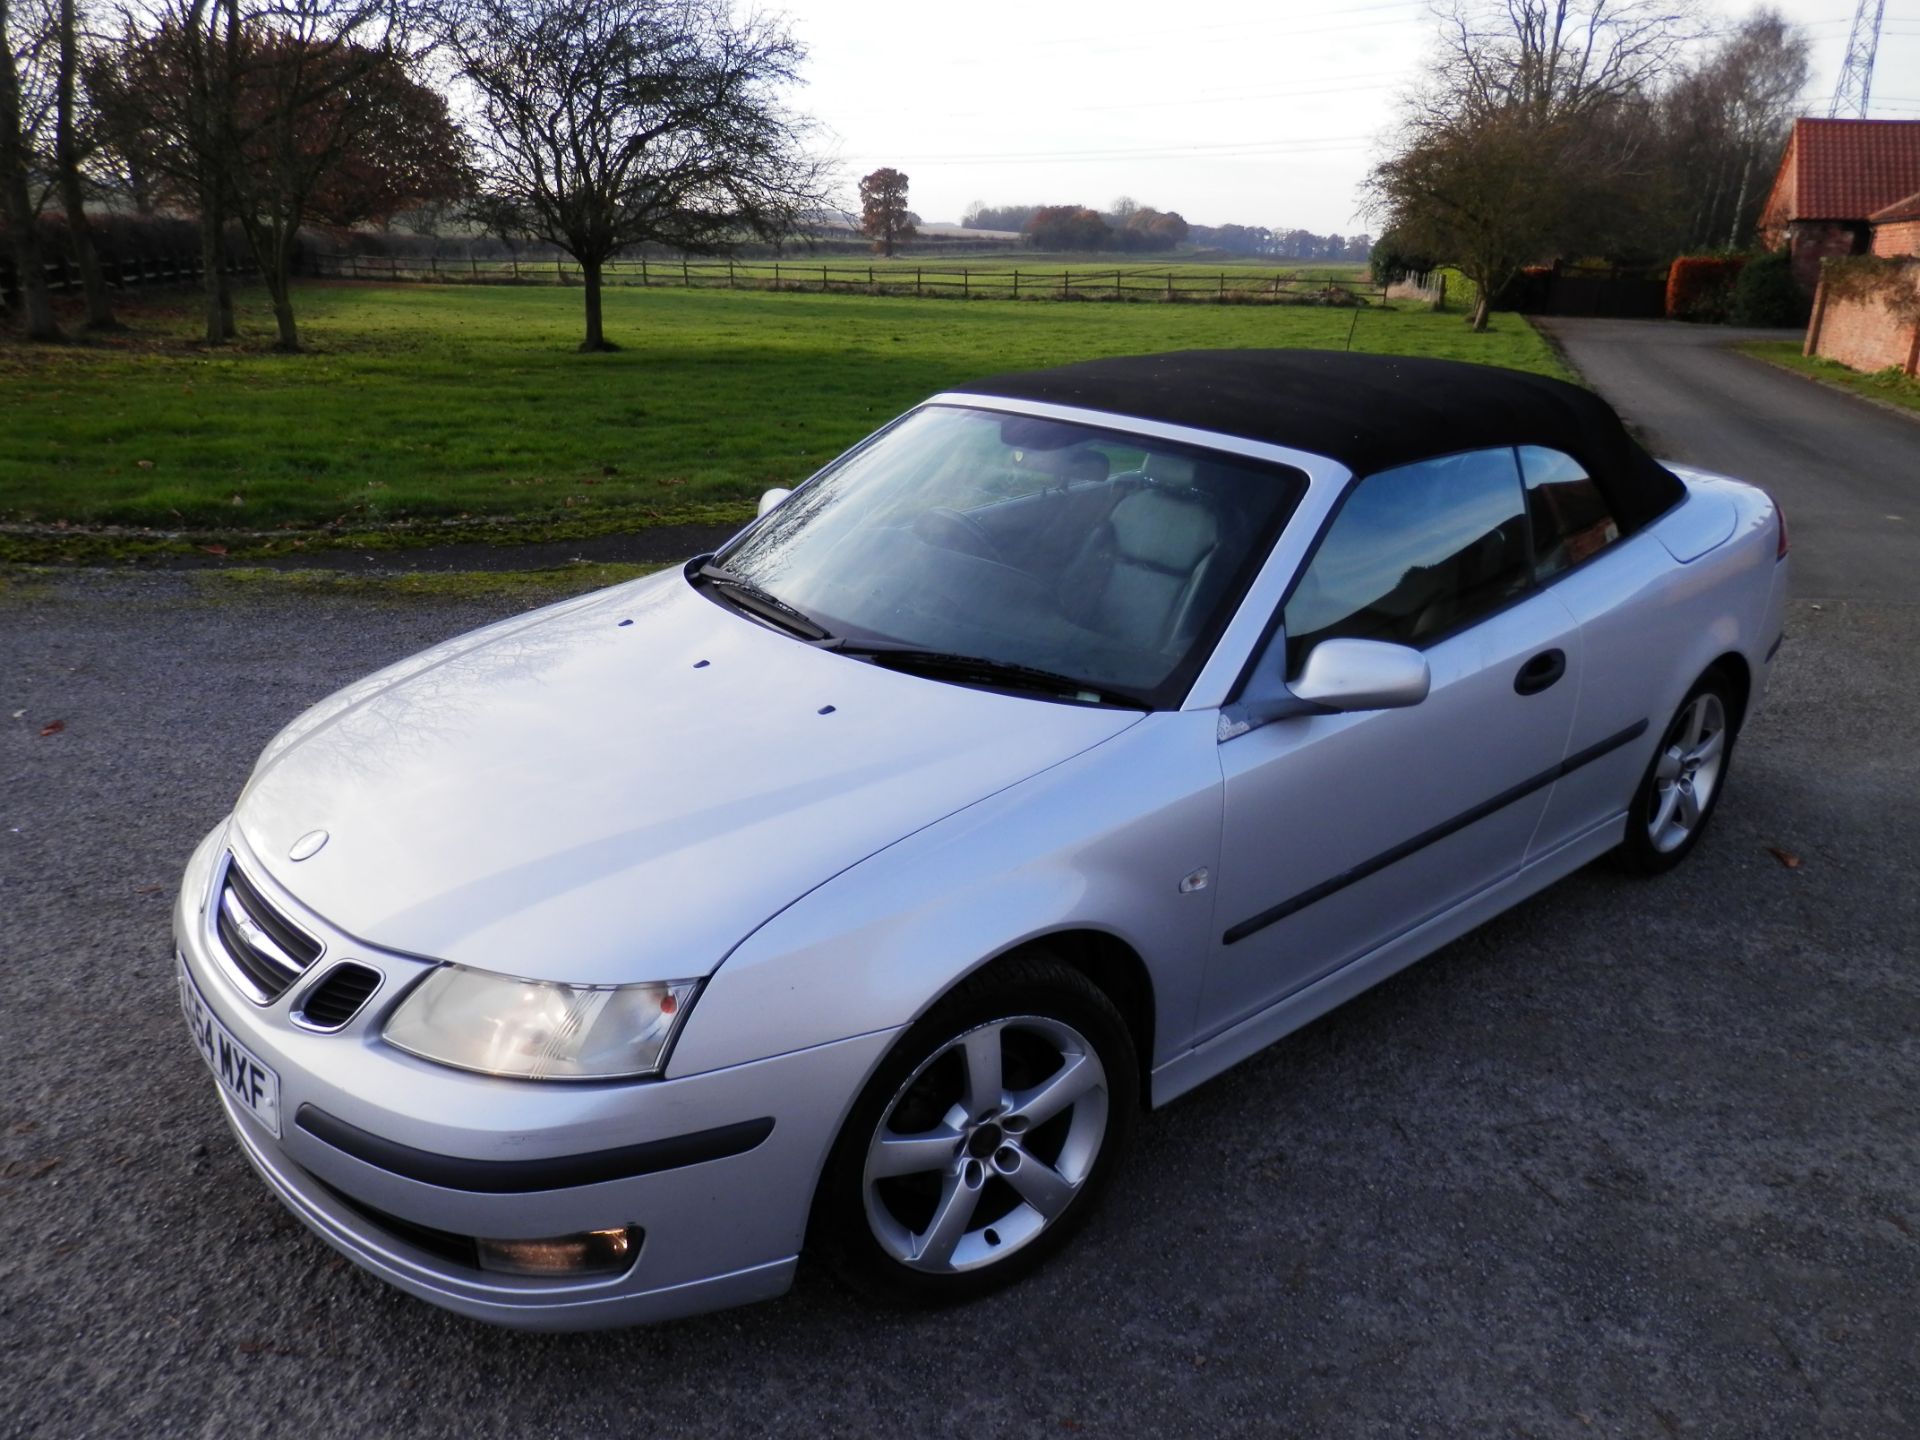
[691,562,833,641]
[828,640,1149,708]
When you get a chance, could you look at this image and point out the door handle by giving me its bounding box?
[1514,648,1566,696]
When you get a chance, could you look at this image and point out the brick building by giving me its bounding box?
[1801,191,1920,377]
[1758,119,1920,291]
[1869,190,1920,258]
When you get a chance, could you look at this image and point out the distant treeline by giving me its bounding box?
[960,201,1369,260]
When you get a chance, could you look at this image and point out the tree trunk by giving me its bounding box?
[55,0,117,330]
[0,4,61,341]
[1726,155,1753,252]
[199,205,229,345]
[579,258,616,351]
[266,230,299,351]
[0,197,60,340]
[1469,289,1492,332]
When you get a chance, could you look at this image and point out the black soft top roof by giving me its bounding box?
[952,349,1684,533]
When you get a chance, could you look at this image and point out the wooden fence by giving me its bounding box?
[307,251,1392,306]
[1,247,258,309]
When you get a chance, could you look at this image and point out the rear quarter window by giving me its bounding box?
[1520,446,1620,580]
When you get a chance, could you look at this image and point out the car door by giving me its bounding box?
[1197,447,1583,1040]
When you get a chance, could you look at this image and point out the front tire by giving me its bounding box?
[811,953,1137,1306]
[1615,670,1737,875]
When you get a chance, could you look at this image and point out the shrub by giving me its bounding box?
[1665,255,1747,322]
[1730,251,1808,327]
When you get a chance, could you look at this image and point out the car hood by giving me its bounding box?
[233,570,1141,984]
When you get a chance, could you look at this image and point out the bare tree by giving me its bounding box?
[858,166,912,256]
[1657,9,1806,251]
[1424,0,1700,125]
[1369,0,1699,329]
[444,0,825,351]
[1,0,62,337]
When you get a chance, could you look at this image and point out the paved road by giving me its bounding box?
[3,570,1917,1440]
[1536,319,1918,603]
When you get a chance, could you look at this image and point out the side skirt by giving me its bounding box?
[1148,810,1629,1108]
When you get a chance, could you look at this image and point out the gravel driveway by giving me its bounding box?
[2,568,1915,1440]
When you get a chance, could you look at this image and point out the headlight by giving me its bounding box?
[384,965,699,1080]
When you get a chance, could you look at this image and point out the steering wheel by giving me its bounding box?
[913,506,1006,563]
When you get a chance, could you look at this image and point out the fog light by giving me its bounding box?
[474,1225,640,1277]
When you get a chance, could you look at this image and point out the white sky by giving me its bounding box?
[784,0,1920,233]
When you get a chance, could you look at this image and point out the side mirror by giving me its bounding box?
[1224,637,1430,736]
[1291,639,1430,712]
[757,487,793,518]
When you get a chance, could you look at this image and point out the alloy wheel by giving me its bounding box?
[862,1015,1109,1274]
[1648,690,1727,853]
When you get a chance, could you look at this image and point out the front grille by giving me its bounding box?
[295,963,382,1030]
[213,855,322,1002]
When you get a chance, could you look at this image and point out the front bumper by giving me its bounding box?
[174,824,899,1330]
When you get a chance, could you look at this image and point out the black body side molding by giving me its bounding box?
[1222,719,1650,946]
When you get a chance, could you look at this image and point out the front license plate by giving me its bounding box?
[179,959,281,1137]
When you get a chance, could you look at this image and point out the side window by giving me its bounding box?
[1519,446,1620,580]
[1283,448,1529,673]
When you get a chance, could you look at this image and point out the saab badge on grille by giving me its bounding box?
[289,829,330,861]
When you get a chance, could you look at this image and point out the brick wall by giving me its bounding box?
[1807,259,1920,374]
[1872,219,1920,257]
[1789,220,1866,290]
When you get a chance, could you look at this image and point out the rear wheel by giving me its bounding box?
[812,954,1136,1305]
[1615,671,1736,875]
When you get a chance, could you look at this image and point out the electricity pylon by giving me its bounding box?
[1828,0,1886,119]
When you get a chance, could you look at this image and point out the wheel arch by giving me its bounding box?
[984,928,1157,1110]
[1706,650,1753,731]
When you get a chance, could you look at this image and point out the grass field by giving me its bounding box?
[1733,341,1920,416]
[1,280,1568,544]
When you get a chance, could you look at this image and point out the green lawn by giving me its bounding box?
[1733,341,1920,415]
[1,280,1568,541]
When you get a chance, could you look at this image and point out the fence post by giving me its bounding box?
[1165,271,1173,298]
[729,260,735,289]
[963,268,969,298]
[773,262,779,288]
[683,256,690,287]
[1115,270,1122,299]
[1437,274,1447,311]
[821,264,827,291]
[1803,274,1829,357]
[916,267,922,297]
[1012,269,1019,299]
[868,264,874,291]
[1060,270,1068,299]
[1219,273,1226,299]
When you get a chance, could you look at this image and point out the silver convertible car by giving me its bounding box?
[175,350,1788,1329]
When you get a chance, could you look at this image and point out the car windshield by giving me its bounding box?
[710,404,1307,707]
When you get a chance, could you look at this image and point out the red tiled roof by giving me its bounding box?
[1872,189,1920,224]
[1777,119,1920,222]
